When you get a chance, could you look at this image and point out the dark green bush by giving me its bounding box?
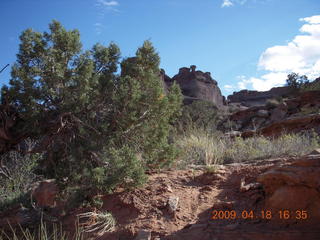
[1,21,183,193]
[176,100,218,133]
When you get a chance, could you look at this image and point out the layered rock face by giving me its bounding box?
[227,87,291,107]
[224,90,320,136]
[258,152,320,225]
[162,65,225,108]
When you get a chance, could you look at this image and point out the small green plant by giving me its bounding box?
[205,165,218,174]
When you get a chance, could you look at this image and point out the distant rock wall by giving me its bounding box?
[227,87,291,107]
[162,66,225,109]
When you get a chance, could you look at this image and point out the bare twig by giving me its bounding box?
[0,64,9,74]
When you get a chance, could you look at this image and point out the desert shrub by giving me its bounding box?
[286,72,309,90]
[175,127,224,168]
[175,127,320,168]
[221,133,319,162]
[265,98,281,109]
[1,21,182,192]
[0,139,42,210]
[302,80,320,91]
[175,100,219,134]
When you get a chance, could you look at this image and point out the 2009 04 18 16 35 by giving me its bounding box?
[211,210,308,220]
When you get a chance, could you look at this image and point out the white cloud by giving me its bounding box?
[224,84,235,92]
[300,16,320,24]
[221,0,263,8]
[95,0,120,13]
[259,16,320,74]
[235,15,320,91]
[94,0,119,33]
[94,22,105,35]
[224,84,234,89]
[222,0,233,7]
[97,0,119,6]
[236,75,252,89]
[237,72,288,91]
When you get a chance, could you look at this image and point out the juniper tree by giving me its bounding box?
[286,72,309,90]
[1,21,182,191]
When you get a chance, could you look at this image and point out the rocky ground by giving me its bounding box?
[88,151,320,239]
[99,152,320,240]
[3,150,318,240]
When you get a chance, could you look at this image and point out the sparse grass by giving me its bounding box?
[174,127,224,168]
[0,209,115,240]
[0,220,84,240]
[175,127,320,168]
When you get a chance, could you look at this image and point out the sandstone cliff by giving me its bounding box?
[227,86,291,107]
[162,65,226,109]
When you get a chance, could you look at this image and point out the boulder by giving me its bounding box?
[31,179,58,208]
[270,103,287,123]
[257,155,320,224]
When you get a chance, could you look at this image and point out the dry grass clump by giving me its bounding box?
[174,127,224,168]
[77,210,116,236]
[0,221,84,240]
[175,127,320,168]
[0,209,116,240]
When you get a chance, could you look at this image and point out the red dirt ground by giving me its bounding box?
[84,157,320,240]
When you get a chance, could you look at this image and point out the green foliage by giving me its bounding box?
[286,72,309,90]
[176,100,218,133]
[1,21,183,193]
[95,146,147,192]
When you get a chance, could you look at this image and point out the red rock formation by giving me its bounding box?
[226,90,320,136]
[167,65,225,108]
[258,154,320,225]
[227,86,291,107]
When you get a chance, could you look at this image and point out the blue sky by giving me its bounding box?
[1,0,319,96]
